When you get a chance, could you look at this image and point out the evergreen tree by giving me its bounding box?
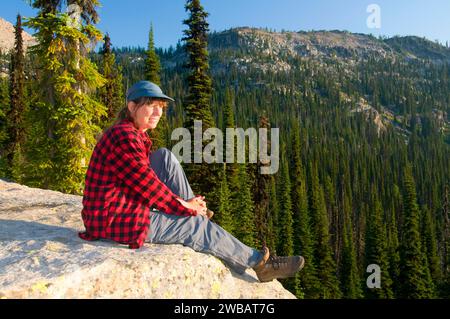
[29,0,99,24]
[421,205,442,285]
[324,174,340,264]
[234,163,256,247]
[440,184,450,298]
[222,87,240,224]
[277,156,300,295]
[223,87,237,173]
[340,199,363,299]
[216,164,234,234]
[99,33,124,127]
[420,230,436,298]
[182,0,214,130]
[290,122,306,254]
[399,164,435,298]
[339,172,363,299]
[145,24,168,150]
[308,162,342,298]
[364,198,394,298]
[387,194,401,297]
[144,24,161,85]
[277,156,294,256]
[252,114,271,247]
[23,0,106,194]
[182,0,217,199]
[290,123,321,298]
[0,73,9,175]
[267,176,279,254]
[5,14,27,181]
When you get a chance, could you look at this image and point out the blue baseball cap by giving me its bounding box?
[126,81,175,102]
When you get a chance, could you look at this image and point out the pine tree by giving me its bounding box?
[324,174,340,264]
[277,156,294,256]
[4,14,27,181]
[216,164,234,234]
[440,185,450,298]
[364,198,394,298]
[182,0,217,198]
[290,122,306,254]
[277,156,301,295]
[222,87,240,225]
[421,205,442,286]
[145,24,168,150]
[0,75,9,175]
[387,185,403,297]
[223,88,237,174]
[267,176,279,254]
[234,163,256,247]
[339,172,363,299]
[420,232,436,298]
[399,164,435,298]
[29,0,99,24]
[182,0,215,130]
[251,114,271,246]
[340,200,363,299]
[145,24,161,85]
[23,0,106,194]
[290,123,321,298]
[308,162,342,298]
[387,197,401,297]
[99,33,124,128]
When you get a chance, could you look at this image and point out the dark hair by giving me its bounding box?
[96,97,168,142]
[115,96,168,124]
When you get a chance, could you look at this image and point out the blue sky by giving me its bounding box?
[2,0,450,49]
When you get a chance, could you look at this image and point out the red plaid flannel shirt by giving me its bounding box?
[79,119,196,249]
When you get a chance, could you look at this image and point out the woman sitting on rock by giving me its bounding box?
[78,80,304,282]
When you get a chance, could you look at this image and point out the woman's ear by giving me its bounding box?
[127,101,135,114]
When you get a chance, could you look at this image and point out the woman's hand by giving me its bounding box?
[176,196,208,216]
[190,195,206,208]
[190,196,214,219]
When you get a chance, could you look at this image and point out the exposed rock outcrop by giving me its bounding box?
[0,180,295,299]
[0,17,36,54]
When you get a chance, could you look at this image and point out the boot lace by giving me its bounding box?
[268,255,290,270]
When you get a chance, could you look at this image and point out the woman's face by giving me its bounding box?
[128,99,166,132]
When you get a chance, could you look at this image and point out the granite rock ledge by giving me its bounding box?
[0,179,295,299]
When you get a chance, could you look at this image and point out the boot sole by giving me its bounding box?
[298,256,305,271]
[257,256,306,282]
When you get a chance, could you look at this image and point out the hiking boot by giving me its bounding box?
[253,249,305,283]
[254,246,270,269]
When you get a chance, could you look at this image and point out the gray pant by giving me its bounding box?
[147,148,263,273]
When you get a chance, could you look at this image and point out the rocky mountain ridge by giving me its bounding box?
[0,17,36,54]
[208,27,450,63]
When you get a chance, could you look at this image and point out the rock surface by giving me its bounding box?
[0,180,295,299]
